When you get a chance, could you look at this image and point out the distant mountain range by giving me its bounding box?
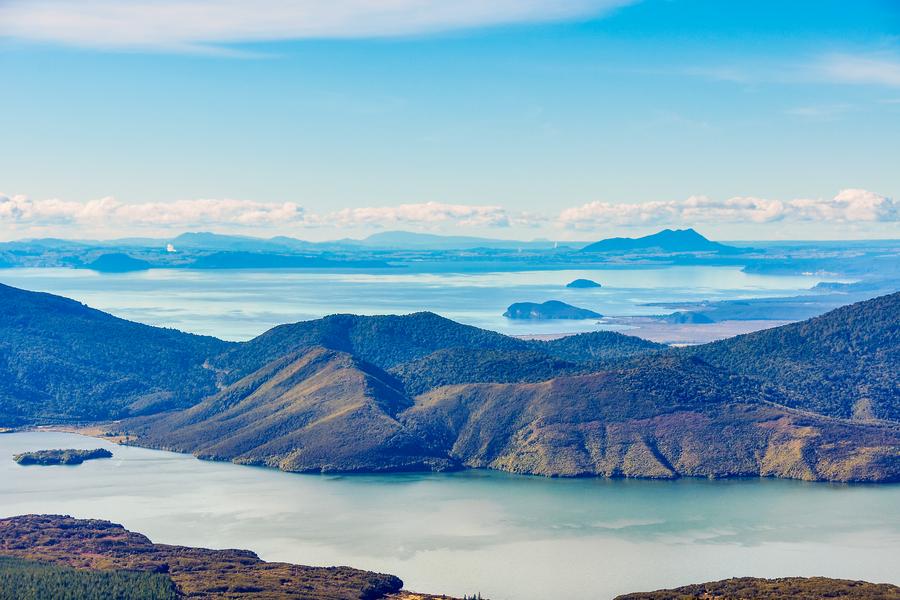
[6,230,898,281]
[1,282,897,482]
[581,228,743,254]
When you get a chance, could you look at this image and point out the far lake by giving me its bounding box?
[0,266,828,340]
[2,432,898,599]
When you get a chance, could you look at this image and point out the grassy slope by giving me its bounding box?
[131,347,456,473]
[402,355,900,481]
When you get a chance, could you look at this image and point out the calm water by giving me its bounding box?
[1,432,898,599]
[0,266,826,340]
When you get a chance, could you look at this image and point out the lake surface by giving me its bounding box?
[2,432,898,599]
[0,266,827,340]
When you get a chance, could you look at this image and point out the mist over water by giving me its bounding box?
[2,432,898,599]
[0,266,826,340]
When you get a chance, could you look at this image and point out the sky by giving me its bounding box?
[1,0,899,241]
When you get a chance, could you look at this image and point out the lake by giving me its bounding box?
[0,266,827,340]
[2,432,898,599]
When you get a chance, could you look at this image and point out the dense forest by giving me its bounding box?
[690,292,900,421]
[0,556,178,600]
[0,283,231,425]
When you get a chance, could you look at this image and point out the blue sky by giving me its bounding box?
[1,0,898,241]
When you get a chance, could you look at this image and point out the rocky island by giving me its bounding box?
[566,278,602,288]
[13,448,113,466]
[503,300,602,320]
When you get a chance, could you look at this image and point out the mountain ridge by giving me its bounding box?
[581,228,740,254]
[1,281,897,482]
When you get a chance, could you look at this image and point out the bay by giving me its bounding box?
[0,266,827,340]
[1,432,897,599]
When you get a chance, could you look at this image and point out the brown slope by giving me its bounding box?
[128,347,455,473]
[401,356,900,482]
[0,514,406,600]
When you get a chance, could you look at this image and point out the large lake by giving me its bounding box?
[2,432,898,599]
[0,266,826,340]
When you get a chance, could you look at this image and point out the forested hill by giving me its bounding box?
[211,311,663,392]
[131,293,900,483]
[0,284,660,425]
[689,291,899,421]
[0,283,232,425]
[2,282,898,482]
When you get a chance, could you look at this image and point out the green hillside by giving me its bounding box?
[690,291,900,421]
[0,283,232,424]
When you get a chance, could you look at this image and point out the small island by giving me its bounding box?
[566,278,602,289]
[13,448,113,466]
[503,300,602,320]
[661,311,715,324]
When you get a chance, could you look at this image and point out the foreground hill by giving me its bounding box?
[0,283,232,425]
[124,293,900,481]
[690,292,900,421]
[615,577,900,600]
[0,515,416,599]
[2,282,898,481]
[132,347,455,472]
[401,355,899,481]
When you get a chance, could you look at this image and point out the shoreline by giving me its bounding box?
[15,427,900,486]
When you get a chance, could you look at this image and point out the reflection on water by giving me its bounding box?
[0,266,825,340]
[2,432,898,599]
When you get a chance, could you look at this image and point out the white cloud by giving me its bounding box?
[558,189,898,230]
[0,194,308,228]
[325,201,513,228]
[818,53,900,87]
[0,194,528,233]
[3,190,895,238]
[0,0,632,51]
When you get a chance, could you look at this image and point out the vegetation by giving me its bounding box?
[1,281,898,482]
[0,515,406,600]
[536,330,664,363]
[0,556,178,600]
[402,354,899,481]
[689,291,900,421]
[0,283,232,425]
[212,311,529,382]
[130,348,455,473]
[14,448,112,465]
[614,576,900,599]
